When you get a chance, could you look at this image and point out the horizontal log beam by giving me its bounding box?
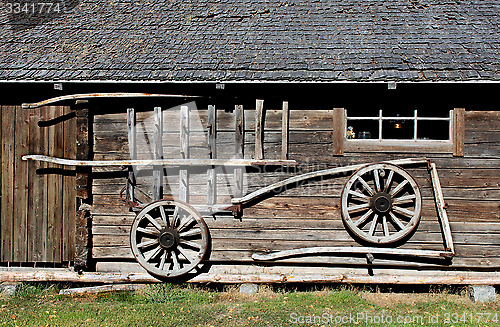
[22,155,297,167]
[0,270,499,285]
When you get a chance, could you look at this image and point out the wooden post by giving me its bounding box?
[234,105,244,198]
[179,105,189,202]
[74,100,91,270]
[281,101,289,160]
[332,108,345,156]
[453,108,465,157]
[255,99,265,160]
[153,107,163,201]
[207,105,217,205]
[126,108,136,203]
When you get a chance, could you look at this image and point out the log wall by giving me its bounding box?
[91,107,500,282]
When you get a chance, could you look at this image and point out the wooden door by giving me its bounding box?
[0,105,76,263]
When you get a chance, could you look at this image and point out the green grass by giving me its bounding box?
[0,283,498,326]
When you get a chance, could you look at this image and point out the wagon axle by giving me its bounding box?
[159,228,180,250]
[371,192,392,214]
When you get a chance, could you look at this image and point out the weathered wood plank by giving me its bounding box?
[332,108,345,155]
[453,108,465,157]
[39,108,49,262]
[152,107,163,201]
[60,107,77,261]
[75,101,91,268]
[207,105,217,205]
[345,141,454,154]
[465,111,500,132]
[179,105,189,202]
[12,106,29,262]
[1,106,15,261]
[47,106,65,262]
[126,108,136,203]
[429,163,454,253]
[1,267,500,284]
[281,101,289,160]
[75,103,90,199]
[255,99,265,159]
[234,105,244,198]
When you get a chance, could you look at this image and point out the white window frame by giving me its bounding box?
[345,109,453,142]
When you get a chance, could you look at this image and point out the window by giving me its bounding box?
[332,108,464,156]
[346,110,452,141]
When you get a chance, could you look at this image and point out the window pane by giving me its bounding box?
[346,120,378,139]
[417,121,450,140]
[382,120,414,139]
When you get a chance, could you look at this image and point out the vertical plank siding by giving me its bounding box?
[1,106,16,262]
[0,105,76,263]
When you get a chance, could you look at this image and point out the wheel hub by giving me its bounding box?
[370,192,392,214]
[158,228,180,249]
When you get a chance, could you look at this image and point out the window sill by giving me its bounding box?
[344,139,453,153]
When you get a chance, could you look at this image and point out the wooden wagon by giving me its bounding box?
[22,93,455,280]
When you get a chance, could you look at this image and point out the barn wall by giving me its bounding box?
[90,107,500,280]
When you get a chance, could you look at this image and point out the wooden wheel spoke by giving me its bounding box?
[177,215,193,232]
[177,246,194,263]
[392,205,415,218]
[368,214,379,236]
[181,240,202,250]
[171,250,180,271]
[137,239,159,249]
[159,252,167,270]
[389,180,408,197]
[172,206,180,228]
[388,212,405,230]
[374,169,381,192]
[136,227,158,237]
[348,190,370,202]
[180,228,201,238]
[144,213,163,231]
[354,209,374,227]
[357,176,374,196]
[383,170,394,193]
[159,205,169,226]
[144,246,162,262]
[382,215,389,236]
[393,194,416,204]
[347,203,370,213]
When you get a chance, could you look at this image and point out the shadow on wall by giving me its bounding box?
[6,0,80,31]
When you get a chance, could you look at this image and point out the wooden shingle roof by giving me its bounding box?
[0,0,498,81]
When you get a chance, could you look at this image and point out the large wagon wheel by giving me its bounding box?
[130,199,209,278]
[341,163,422,245]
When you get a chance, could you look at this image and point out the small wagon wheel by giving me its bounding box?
[341,163,422,245]
[130,199,209,278]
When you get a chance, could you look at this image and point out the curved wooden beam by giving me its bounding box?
[252,247,454,261]
[231,157,429,205]
[22,93,202,109]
